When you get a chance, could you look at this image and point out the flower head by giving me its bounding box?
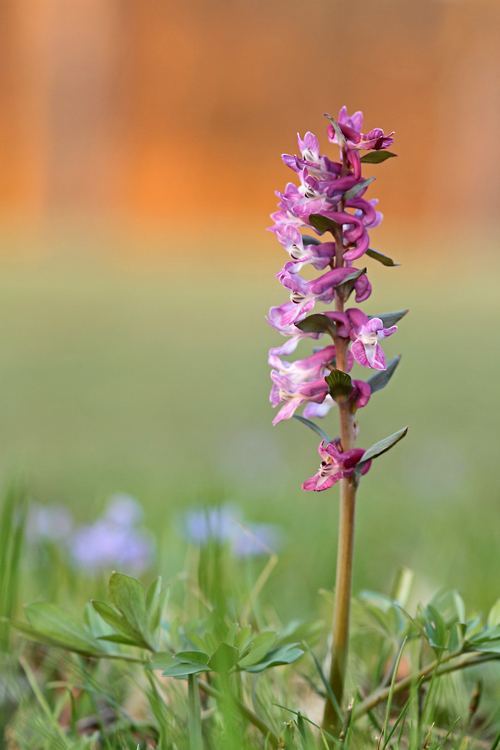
[302,439,371,492]
[351,317,397,370]
[270,371,328,425]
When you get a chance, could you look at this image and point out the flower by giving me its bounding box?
[270,371,329,425]
[302,377,370,418]
[276,225,334,273]
[266,301,322,355]
[327,106,395,152]
[327,106,394,178]
[268,345,337,383]
[276,265,371,326]
[70,494,154,574]
[302,439,371,492]
[175,503,283,558]
[350,316,397,370]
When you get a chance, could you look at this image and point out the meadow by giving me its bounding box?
[0,236,499,617]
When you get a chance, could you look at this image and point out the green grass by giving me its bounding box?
[0,246,499,619]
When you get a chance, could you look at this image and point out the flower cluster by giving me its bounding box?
[267,107,398,491]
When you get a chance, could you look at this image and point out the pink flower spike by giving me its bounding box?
[351,318,397,370]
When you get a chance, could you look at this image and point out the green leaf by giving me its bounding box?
[360,151,397,164]
[448,622,466,653]
[277,620,323,648]
[369,309,408,328]
[91,600,145,647]
[488,599,500,628]
[325,370,353,403]
[234,625,252,652]
[367,355,401,394]
[24,603,103,656]
[225,622,238,647]
[7,618,97,654]
[243,643,304,673]
[186,632,209,653]
[323,114,346,148]
[295,314,337,338]
[334,268,367,301]
[142,652,177,671]
[343,177,375,201]
[293,415,332,445]
[424,605,447,650]
[97,634,139,646]
[207,643,240,673]
[175,651,210,666]
[108,573,149,647]
[301,235,322,246]
[146,577,162,632]
[309,213,340,236]
[354,426,409,484]
[366,248,399,267]
[239,632,278,668]
[162,662,210,678]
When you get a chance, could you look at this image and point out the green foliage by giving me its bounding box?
[309,213,341,236]
[343,177,375,201]
[360,151,397,163]
[366,248,400,266]
[367,355,402,394]
[354,426,409,483]
[295,314,337,338]
[325,370,354,403]
[334,268,367,301]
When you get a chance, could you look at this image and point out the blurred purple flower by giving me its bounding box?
[70,494,154,574]
[26,502,74,543]
[175,503,283,558]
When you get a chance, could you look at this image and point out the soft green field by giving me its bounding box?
[1,241,499,618]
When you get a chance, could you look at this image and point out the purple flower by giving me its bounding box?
[270,372,329,425]
[276,225,334,273]
[276,265,371,326]
[302,439,371,492]
[266,302,322,355]
[268,345,337,383]
[327,106,395,177]
[350,317,397,370]
[176,503,283,558]
[70,495,154,574]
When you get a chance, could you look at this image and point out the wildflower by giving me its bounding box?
[270,372,329,425]
[175,503,283,558]
[302,439,371,492]
[268,345,337,383]
[350,316,397,370]
[70,494,154,573]
[275,225,334,273]
[276,265,371,326]
[327,106,394,177]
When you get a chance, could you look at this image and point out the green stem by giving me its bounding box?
[188,673,203,750]
[354,651,498,719]
[196,678,280,748]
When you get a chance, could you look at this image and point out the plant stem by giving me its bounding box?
[354,651,499,719]
[188,673,203,750]
[322,199,357,734]
[197,677,280,748]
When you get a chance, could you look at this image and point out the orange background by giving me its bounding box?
[0,0,499,240]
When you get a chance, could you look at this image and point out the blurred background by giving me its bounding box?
[0,0,499,617]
